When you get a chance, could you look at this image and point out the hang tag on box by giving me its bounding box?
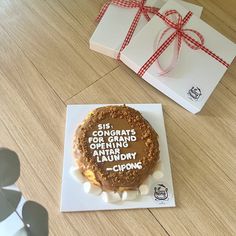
[120,0,236,113]
[90,0,203,59]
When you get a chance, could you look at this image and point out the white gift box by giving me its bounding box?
[90,0,203,58]
[120,0,236,113]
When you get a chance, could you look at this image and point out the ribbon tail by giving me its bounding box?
[143,11,151,21]
[117,8,143,59]
[156,33,182,75]
[138,31,177,77]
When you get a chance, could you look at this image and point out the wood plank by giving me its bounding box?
[0,25,77,234]
[221,66,236,96]
[56,0,105,40]
[194,0,236,39]
[23,0,118,79]
[0,0,102,101]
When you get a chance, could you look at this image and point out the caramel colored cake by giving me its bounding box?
[73,105,159,192]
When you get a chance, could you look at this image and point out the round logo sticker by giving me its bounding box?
[187,86,202,101]
[151,182,171,204]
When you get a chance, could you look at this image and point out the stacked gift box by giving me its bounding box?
[90,0,235,113]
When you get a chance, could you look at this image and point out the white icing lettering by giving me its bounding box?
[88,137,93,143]
[88,123,141,173]
[112,162,142,172]
[123,142,128,148]
[90,143,96,149]
[88,137,104,143]
[98,124,103,130]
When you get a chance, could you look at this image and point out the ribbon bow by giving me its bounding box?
[97,0,160,59]
[138,10,230,76]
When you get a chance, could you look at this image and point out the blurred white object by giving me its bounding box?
[101,192,121,203]
[70,167,86,183]
[122,190,138,201]
[83,182,102,195]
[139,176,152,195]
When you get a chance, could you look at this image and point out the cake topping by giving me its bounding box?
[73,105,159,192]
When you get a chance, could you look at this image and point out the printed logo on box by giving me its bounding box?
[151,183,171,204]
[187,86,202,101]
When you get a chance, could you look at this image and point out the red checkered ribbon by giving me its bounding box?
[96,0,159,59]
[138,10,230,76]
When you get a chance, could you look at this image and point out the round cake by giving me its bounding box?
[73,105,160,192]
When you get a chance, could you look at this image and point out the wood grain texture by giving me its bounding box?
[0,0,235,235]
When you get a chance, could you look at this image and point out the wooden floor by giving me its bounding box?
[0,0,235,235]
